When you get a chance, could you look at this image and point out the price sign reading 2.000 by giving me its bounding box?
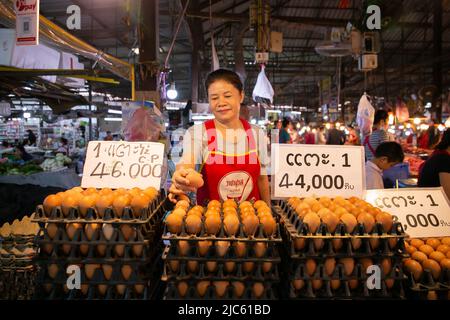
[365,188,450,238]
[81,141,165,190]
[271,144,366,198]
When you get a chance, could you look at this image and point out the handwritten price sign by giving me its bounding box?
[81,141,165,189]
[365,188,450,238]
[271,144,366,198]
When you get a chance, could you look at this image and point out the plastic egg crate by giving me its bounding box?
[274,202,407,258]
[405,267,450,300]
[0,236,37,269]
[162,213,283,243]
[0,267,37,300]
[163,280,278,300]
[284,257,407,299]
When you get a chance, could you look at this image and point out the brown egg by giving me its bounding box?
[312,280,323,290]
[311,203,324,213]
[305,259,317,276]
[224,262,236,273]
[97,284,108,296]
[385,279,395,289]
[43,194,63,216]
[340,258,355,276]
[205,209,220,219]
[178,241,190,256]
[419,244,434,256]
[243,262,255,273]
[441,238,450,246]
[303,213,321,234]
[206,261,218,273]
[447,251,450,259]
[191,205,205,214]
[62,244,72,255]
[262,262,272,273]
[292,279,305,290]
[115,284,126,296]
[223,215,240,236]
[359,258,373,273]
[330,280,341,290]
[351,238,362,250]
[102,224,114,241]
[169,260,179,272]
[243,214,259,236]
[380,258,392,276]
[318,196,332,208]
[143,186,158,200]
[422,259,441,280]
[207,200,221,208]
[239,201,253,209]
[313,239,324,251]
[121,264,133,280]
[322,212,339,233]
[440,258,450,270]
[404,259,423,281]
[61,196,79,217]
[405,243,417,255]
[81,284,89,295]
[85,264,100,280]
[131,244,143,257]
[303,197,319,207]
[186,170,204,188]
[198,241,212,256]
[234,241,247,258]
[134,284,145,295]
[79,244,89,256]
[130,194,151,218]
[294,238,306,250]
[166,214,183,234]
[172,208,187,218]
[185,215,202,234]
[252,282,264,298]
[295,202,311,218]
[66,223,81,240]
[48,264,59,279]
[369,238,380,250]
[426,238,441,250]
[357,212,375,233]
[79,195,96,218]
[115,244,125,257]
[232,281,245,298]
[120,224,136,241]
[177,281,188,297]
[324,258,336,276]
[112,195,131,217]
[223,206,238,215]
[216,241,230,257]
[95,195,113,218]
[253,200,267,210]
[97,244,107,257]
[348,279,359,289]
[430,251,446,263]
[102,264,113,280]
[85,223,101,241]
[46,223,58,239]
[43,243,53,255]
[257,206,272,218]
[254,242,267,258]
[176,193,190,203]
[214,281,229,297]
[187,261,199,273]
[412,251,428,263]
[375,212,393,233]
[410,239,425,248]
[259,215,276,237]
[187,210,202,219]
[196,281,210,297]
[332,239,343,251]
[437,244,450,254]
[205,215,221,235]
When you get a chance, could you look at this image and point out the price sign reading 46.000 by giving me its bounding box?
[365,188,450,238]
[81,141,165,190]
[271,144,366,198]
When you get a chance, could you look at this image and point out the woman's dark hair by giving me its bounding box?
[374,109,389,125]
[205,69,243,92]
[435,129,450,150]
[282,118,290,128]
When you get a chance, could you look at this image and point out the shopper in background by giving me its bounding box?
[316,126,326,144]
[279,118,292,143]
[57,137,70,156]
[365,141,404,190]
[418,129,450,199]
[326,122,345,145]
[13,144,33,163]
[104,131,113,141]
[427,121,439,149]
[363,109,390,161]
[26,130,37,146]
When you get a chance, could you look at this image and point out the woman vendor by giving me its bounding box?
[168,69,270,205]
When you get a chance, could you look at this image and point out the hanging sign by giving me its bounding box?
[365,188,450,238]
[81,141,165,190]
[15,0,40,46]
[271,144,366,198]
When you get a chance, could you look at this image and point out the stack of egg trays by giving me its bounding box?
[0,234,37,299]
[273,201,409,299]
[32,194,166,300]
[405,268,450,300]
[161,208,283,300]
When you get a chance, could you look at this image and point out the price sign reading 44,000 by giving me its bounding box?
[81,141,165,190]
[271,144,366,198]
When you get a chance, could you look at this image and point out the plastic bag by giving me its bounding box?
[395,98,410,123]
[356,94,375,136]
[252,65,274,104]
[122,101,163,142]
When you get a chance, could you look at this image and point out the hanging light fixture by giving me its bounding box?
[166,83,178,100]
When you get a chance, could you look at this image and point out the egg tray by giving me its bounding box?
[405,268,450,294]
[164,240,282,262]
[0,267,37,300]
[33,191,167,225]
[284,277,406,300]
[163,280,279,300]
[0,256,35,269]
[0,234,35,245]
[276,201,407,239]
[162,259,281,282]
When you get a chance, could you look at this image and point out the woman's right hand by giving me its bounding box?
[168,168,197,203]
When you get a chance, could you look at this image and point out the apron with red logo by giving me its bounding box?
[196,119,261,205]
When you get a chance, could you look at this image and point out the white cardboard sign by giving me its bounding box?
[15,0,40,46]
[81,141,165,190]
[271,144,366,198]
[365,188,450,238]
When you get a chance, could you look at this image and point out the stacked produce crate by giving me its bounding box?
[32,187,167,300]
[404,238,450,300]
[0,216,39,299]
[162,199,282,299]
[274,196,408,299]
